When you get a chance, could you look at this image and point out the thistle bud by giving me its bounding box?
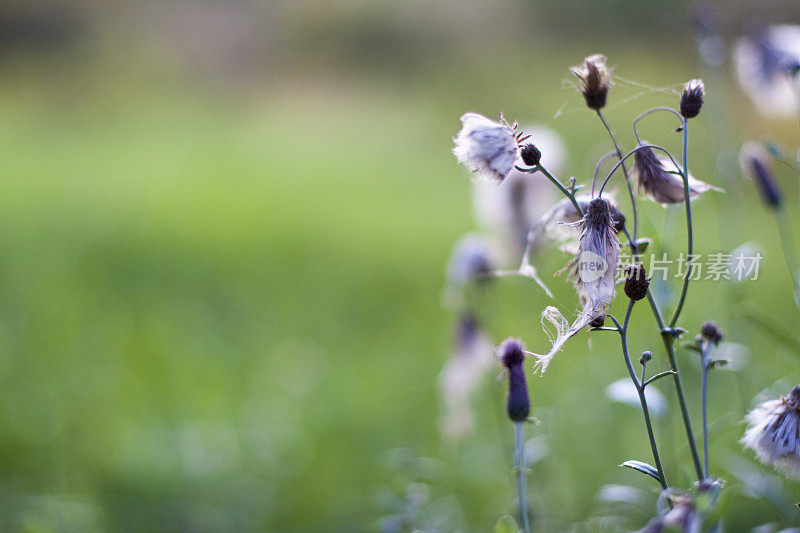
[570,55,610,110]
[520,143,542,167]
[740,141,782,208]
[700,321,723,345]
[623,264,650,301]
[589,316,605,328]
[680,79,705,119]
[498,338,530,422]
[639,351,653,365]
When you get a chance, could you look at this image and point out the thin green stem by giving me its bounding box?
[514,421,531,533]
[612,302,669,491]
[597,110,639,241]
[774,208,800,308]
[517,164,584,218]
[669,118,692,327]
[700,342,710,478]
[619,220,705,482]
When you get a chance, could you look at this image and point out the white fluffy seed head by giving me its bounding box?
[453,113,519,183]
[742,386,800,479]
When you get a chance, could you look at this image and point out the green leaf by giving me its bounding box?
[620,460,661,482]
[741,304,800,354]
[494,515,519,533]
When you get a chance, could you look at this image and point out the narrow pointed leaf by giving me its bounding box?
[620,460,661,481]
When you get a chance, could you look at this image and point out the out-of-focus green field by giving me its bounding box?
[0,2,800,531]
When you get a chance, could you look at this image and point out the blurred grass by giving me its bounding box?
[0,2,798,530]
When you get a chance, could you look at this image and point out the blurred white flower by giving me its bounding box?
[438,314,495,439]
[472,125,564,256]
[742,385,800,480]
[445,233,499,288]
[734,25,800,118]
[606,378,667,419]
[453,112,520,183]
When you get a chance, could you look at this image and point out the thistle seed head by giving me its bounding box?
[570,54,611,110]
[680,79,705,119]
[742,385,800,480]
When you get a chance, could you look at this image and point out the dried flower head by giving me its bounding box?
[633,143,720,204]
[624,264,650,301]
[566,198,621,311]
[528,194,624,254]
[453,112,525,182]
[740,141,782,208]
[497,338,530,422]
[742,385,800,479]
[680,79,705,119]
[531,198,621,373]
[570,55,611,110]
[700,321,723,345]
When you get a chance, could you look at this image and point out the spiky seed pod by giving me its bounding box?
[570,55,611,110]
[498,338,530,422]
[623,264,650,301]
[680,79,705,119]
[742,385,800,479]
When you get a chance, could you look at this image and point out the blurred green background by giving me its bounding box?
[2,1,800,531]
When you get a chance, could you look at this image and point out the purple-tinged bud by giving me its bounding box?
[589,316,606,328]
[700,321,723,346]
[520,143,542,167]
[740,142,782,208]
[680,79,705,119]
[639,351,652,365]
[498,338,530,422]
[570,55,610,110]
[624,264,650,301]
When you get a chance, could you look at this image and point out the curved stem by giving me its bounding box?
[514,421,531,533]
[597,110,639,241]
[669,118,692,327]
[599,144,682,196]
[592,151,618,196]
[617,300,669,491]
[632,107,683,145]
[517,164,584,217]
